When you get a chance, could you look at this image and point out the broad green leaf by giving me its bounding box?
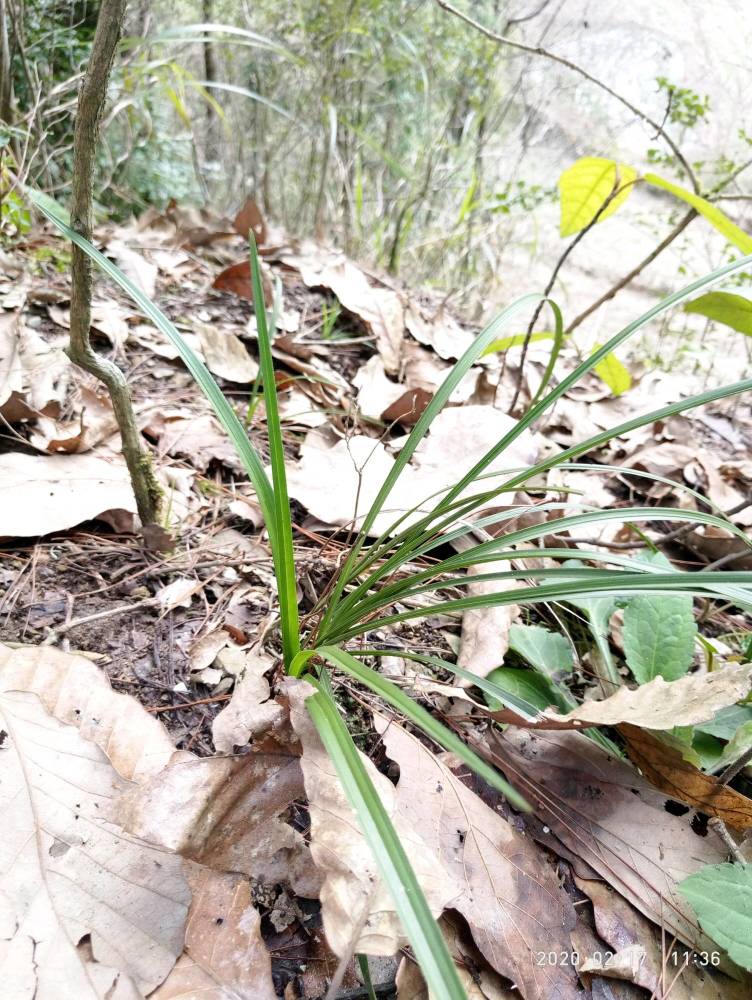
[507,623,573,685]
[593,348,632,396]
[485,666,568,713]
[684,291,752,337]
[696,704,752,740]
[623,552,697,683]
[646,173,752,254]
[679,863,752,971]
[305,683,467,1000]
[558,157,637,236]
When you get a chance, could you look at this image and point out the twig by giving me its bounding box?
[564,208,696,336]
[41,598,158,646]
[67,0,162,527]
[708,817,746,865]
[433,0,699,192]
[508,175,626,412]
[147,693,232,713]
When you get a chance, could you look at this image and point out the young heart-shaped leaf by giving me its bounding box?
[679,863,752,971]
[558,156,637,236]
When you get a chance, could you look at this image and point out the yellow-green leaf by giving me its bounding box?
[593,348,631,396]
[684,291,752,336]
[645,173,752,254]
[481,331,554,356]
[558,157,637,236]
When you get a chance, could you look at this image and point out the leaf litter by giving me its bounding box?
[1,203,752,997]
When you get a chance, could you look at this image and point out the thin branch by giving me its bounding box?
[564,208,696,336]
[433,0,699,193]
[508,175,626,412]
[68,0,162,527]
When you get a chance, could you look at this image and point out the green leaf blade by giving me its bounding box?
[646,173,752,254]
[679,863,752,971]
[305,685,468,1000]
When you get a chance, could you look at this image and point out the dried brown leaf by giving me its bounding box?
[282,243,405,372]
[488,728,732,957]
[287,678,454,957]
[620,723,752,829]
[152,865,276,1000]
[0,451,138,539]
[212,647,285,752]
[0,689,189,998]
[534,663,752,731]
[195,321,258,383]
[375,716,579,999]
[575,876,751,998]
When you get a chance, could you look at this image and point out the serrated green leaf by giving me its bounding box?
[508,623,573,685]
[623,552,697,683]
[679,863,752,971]
[593,348,632,396]
[684,291,752,337]
[558,157,637,236]
[646,173,752,254]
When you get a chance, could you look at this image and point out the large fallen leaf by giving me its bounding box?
[286,407,538,532]
[117,744,320,897]
[152,865,276,1000]
[153,411,246,473]
[405,302,475,361]
[282,243,405,372]
[0,689,189,998]
[0,451,138,538]
[519,663,752,731]
[0,643,175,780]
[29,385,119,454]
[576,875,751,999]
[375,716,579,999]
[488,728,732,957]
[620,724,752,829]
[286,678,455,958]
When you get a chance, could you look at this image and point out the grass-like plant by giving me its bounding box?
[31,190,752,999]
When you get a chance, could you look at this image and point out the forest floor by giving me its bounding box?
[1,202,752,999]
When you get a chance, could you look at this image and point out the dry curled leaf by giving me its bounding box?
[575,876,751,999]
[282,243,405,372]
[287,678,454,958]
[0,643,175,780]
[532,663,752,731]
[212,647,285,752]
[620,724,752,830]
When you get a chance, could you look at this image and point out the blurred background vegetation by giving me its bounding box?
[2,0,751,372]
